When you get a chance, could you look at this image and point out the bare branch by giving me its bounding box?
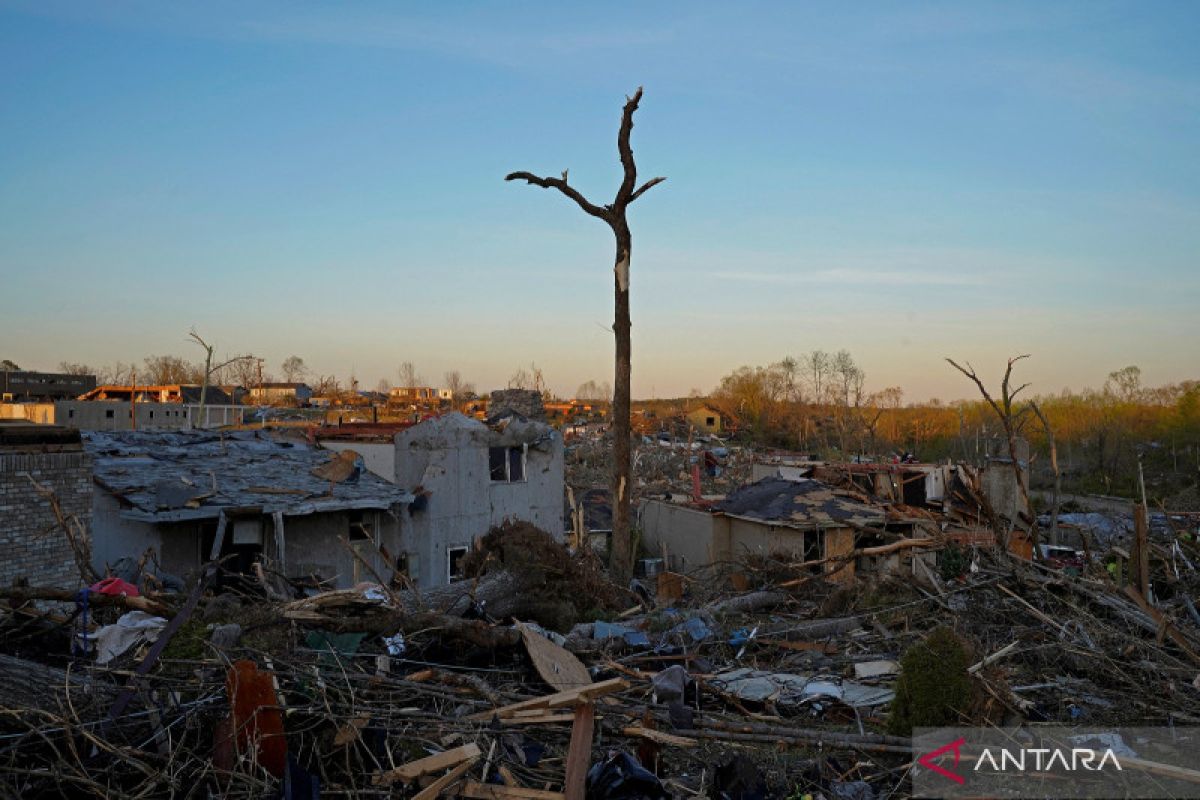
[211,354,257,374]
[504,171,611,222]
[629,176,666,203]
[614,86,644,208]
[945,357,1003,421]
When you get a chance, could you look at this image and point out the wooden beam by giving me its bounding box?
[373,743,482,787]
[413,758,476,800]
[563,703,594,800]
[466,678,627,721]
[622,726,698,747]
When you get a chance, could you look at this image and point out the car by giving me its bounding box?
[1038,544,1086,570]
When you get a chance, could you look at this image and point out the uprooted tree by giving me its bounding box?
[506,87,665,582]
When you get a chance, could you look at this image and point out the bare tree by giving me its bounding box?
[507,366,532,390]
[946,355,1036,552]
[398,361,419,390]
[506,87,665,581]
[97,362,135,385]
[189,330,257,428]
[142,354,202,385]
[57,362,95,376]
[444,370,476,400]
[805,350,831,404]
[281,355,308,383]
[376,378,393,395]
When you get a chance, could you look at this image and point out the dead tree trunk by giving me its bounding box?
[946,355,1038,555]
[506,88,665,583]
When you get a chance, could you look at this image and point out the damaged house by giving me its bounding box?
[640,476,894,583]
[394,412,563,587]
[86,430,413,588]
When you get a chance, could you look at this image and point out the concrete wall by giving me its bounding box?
[0,403,56,423]
[318,440,396,482]
[52,401,248,431]
[394,413,564,588]
[0,449,92,586]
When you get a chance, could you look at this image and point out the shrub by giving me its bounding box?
[887,626,972,735]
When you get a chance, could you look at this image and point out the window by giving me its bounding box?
[68,409,74,419]
[706,416,715,427]
[448,546,468,582]
[489,446,526,482]
[148,410,154,419]
[348,510,373,542]
[105,409,114,419]
[401,553,420,583]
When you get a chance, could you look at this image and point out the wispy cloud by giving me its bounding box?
[711,267,991,287]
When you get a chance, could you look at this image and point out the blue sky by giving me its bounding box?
[1,1,1196,400]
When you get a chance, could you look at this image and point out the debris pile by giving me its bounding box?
[1,517,1198,798]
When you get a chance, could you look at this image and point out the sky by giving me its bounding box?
[1,1,1197,402]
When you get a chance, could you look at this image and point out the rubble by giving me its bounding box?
[0,493,1198,799]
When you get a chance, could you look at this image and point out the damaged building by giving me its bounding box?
[394,412,563,587]
[640,476,886,583]
[86,430,414,589]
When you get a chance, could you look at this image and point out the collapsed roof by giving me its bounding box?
[714,476,886,530]
[84,430,414,523]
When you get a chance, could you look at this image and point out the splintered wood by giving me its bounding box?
[372,742,481,787]
[517,622,592,693]
[467,677,627,722]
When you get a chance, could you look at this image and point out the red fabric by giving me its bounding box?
[90,577,140,597]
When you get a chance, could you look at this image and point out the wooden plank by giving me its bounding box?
[374,743,482,786]
[456,782,565,799]
[466,678,627,721]
[518,622,592,693]
[499,714,575,725]
[413,758,476,800]
[621,726,698,747]
[563,703,594,800]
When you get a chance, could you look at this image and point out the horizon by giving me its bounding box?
[2,2,1197,402]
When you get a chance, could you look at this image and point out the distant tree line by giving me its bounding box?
[711,357,1200,503]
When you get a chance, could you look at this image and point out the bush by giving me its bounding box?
[938,545,969,582]
[887,627,972,735]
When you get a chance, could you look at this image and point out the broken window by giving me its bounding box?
[403,552,420,583]
[489,446,526,483]
[348,510,373,542]
[447,546,468,582]
[706,416,715,426]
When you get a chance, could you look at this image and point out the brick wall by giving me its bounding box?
[0,450,92,587]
